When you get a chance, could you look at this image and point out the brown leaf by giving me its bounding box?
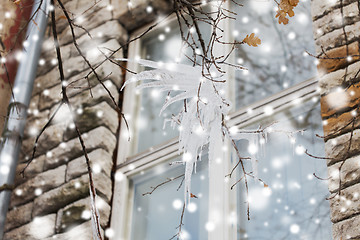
[243,33,261,47]
[289,0,299,7]
[190,193,198,199]
[288,9,295,17]
[13,0,21,5]
[276,0,298,25]
[264,184,269,188]
[276,10,289,25]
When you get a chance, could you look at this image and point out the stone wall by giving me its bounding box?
[312,0,360,239]
[2,0,173,239]
[2,0,127,239]
[9,0,360,239]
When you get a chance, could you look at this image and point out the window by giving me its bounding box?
[235,100,332,240]
[232,0,316,109]
[134,27,183,153]
[111,1,331,239]
[130,158,209,239]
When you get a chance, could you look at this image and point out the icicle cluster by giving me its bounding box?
[120,59,231,203]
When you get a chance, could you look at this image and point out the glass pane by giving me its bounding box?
[136,27,183,153]
[235,99,332,239]
[136,18,211,153]
[130,158,209,239]
[233,0,316,109]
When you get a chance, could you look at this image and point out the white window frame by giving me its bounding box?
[109,2,321,239]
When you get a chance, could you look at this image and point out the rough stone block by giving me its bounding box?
[32,172,112,216]
[68,80,120,110]
[117,0,172,31]
[4,202,33,232]
[34,62,87,97]
[329,183,360,223]
[37,37,121,98]
[10,165,66,207]
[321,80,360,118]
[56,0,114,36]
[317,41,359,74]
[3,214,56,240]
[38,66,120,111]
[56,196,110,233]
[64,101,118,141]
[22,123,66,157]
[333,214,360,240]
[42,22,126,75]
[23,108,50,140]
[59,20,128,47]
[33,54,124,97]
[38,83,62,111]
[315,21,360,54]
[311,0,353,21]
[44,221,103,240]
[28,94,40,116]
[319,60,360,95]
[57,0,126,43]
[66,148,113,181]
[323,110,360,140]
[42,126,116,170]
[313,2,360,39]
[325,129,360,166]
[328,155,360,192]
[14,155,45,185]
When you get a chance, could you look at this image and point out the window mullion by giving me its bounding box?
[207,1,237,239]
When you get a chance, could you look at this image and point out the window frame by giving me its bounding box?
[110,2,321,239]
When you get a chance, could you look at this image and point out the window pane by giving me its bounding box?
[130,158,209,239]
[136,27,183,153]
[235,99,332,239]
[233,1,316,109]
[135,18,211,153]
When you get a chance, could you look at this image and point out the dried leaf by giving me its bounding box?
[276,10,289,25]
[243,33,261,47]
[288,9,295,17]
[289,0,299,6]
[13,0,21,5]
[190,193,198,199]
[264,184,269,188]
[275,0,299,25]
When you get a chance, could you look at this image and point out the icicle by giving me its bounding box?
[119,58,233,204]
[250,137,259,180]
[184,153,195,204]
[89,184,102,240]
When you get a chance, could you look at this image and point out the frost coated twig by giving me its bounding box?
[21,2,104,239]
[56,0,131,141]
[20,102,64,176]
[142,174,185,196]
[49,2,103,239]
[222,124,251,220]
[170,203,186,240]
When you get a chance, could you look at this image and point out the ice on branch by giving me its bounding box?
[119,59,303,204]
[119,59,231,202]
